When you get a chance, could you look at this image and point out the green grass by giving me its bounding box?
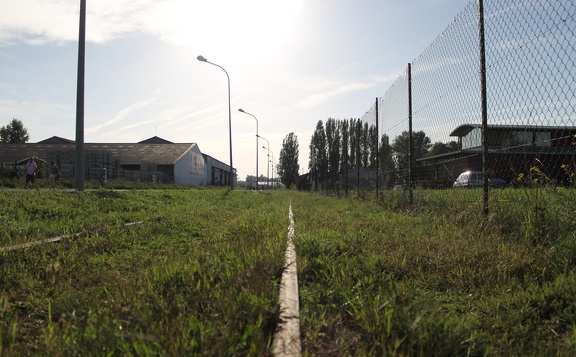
[1,187,575,355]
[291,189,576,356]
[0,188,290,355]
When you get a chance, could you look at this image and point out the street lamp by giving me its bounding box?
[197,55,234,190]
[262,145,272,189]
[269,153,276,189]
[260,135,271,189]
[238,108,259,190]
[260,136,275,189]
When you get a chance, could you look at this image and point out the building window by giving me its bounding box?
[157,165,173,174]
[535,131,551,146]
[121,164,140,171]
[512,131,532,147]
[463,129,553,149]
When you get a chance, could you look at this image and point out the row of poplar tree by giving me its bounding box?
[307,118,458,190]
[276,117,457,190]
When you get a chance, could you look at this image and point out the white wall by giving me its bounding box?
[174,144,206,185]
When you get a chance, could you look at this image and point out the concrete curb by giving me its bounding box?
[0,221,143,252]
[272,205,301,356]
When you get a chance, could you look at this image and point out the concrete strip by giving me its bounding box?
[0,221,144,252]
[272,205,301,356]
[0,233,82,252]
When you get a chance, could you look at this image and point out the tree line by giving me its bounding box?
[305,118,458,190]
[5,116,460,191]
[0,118,29,144]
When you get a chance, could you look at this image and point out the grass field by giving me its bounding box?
[1,187,575,355]
[295,188,576,355]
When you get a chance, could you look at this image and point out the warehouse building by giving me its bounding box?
[416,124,576,187]
[0,136,236,186]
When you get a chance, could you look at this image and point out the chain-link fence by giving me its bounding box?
[339,0,575,221]
[301,0,576,241]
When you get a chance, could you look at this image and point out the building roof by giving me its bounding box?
[138,136,174,144]
[37,136,76,144]
[449,124,576,137]
[0,142,197,165]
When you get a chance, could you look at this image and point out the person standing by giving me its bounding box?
[99,167,107,187]
[25,158,37,188]
[49,160,61,189]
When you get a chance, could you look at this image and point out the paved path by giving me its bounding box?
[272,205,301,356]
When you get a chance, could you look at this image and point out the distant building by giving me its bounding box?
[296,173,310,191]
[417,124,576,186]
[0,136,236,186]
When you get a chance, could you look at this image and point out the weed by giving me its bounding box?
[0,188,575,354]
[291,191,576,355]
[0,188,288,355]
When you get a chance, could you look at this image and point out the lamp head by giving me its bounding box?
[238,108,245,113]
[197,55,207,62]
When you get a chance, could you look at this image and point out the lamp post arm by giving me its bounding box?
[238,109,260,190]
[260,136,270,151]
[198,56,233,189]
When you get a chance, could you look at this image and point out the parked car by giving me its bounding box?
[453,171,484,188]
[488,177,507,188]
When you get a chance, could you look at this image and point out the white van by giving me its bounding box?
[453,171,484,188]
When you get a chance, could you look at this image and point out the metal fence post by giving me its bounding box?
[375,97,379,197]
[408,63,414,205]
[357,120,361,193]
[75,0,86,191]
[478,0,489,216]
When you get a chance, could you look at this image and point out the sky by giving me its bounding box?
[0,0,470,180]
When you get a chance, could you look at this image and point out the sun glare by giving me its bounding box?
[156,0,302,61]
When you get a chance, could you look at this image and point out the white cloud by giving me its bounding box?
[294,70,400,108]
[86,94,158,134]
[0,0,303,55]
[0,0,80,45]
[0,0,180,45]
[297,81,373,108]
